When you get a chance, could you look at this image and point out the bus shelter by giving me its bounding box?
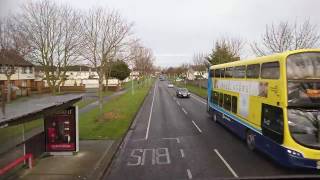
[0,94,82,176]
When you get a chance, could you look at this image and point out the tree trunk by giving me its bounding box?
[6,77,11,103]
[98,78,103,113]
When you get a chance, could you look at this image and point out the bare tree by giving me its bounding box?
[16,0,83,94]
[251,20,320,56]
[132,46,155,77]
[0,17,30,103]
[191,53,210,87]
[82,7,132,112]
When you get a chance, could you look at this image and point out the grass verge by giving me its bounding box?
[79,80,153,140]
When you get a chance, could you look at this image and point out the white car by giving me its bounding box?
[167,84,174,88]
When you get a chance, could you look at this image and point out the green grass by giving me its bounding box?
[173,81,207,99]
[76,98,97,109]
[79,79,153,140]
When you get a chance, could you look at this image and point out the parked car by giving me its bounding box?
[176,88,190,98]
[167,83,174,88]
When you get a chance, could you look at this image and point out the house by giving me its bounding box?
[123,71,140,82]
[0,49,35,97]
[186,68,208,80]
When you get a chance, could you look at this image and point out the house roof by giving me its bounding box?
[34,65,94,72]
[0,49,33,66]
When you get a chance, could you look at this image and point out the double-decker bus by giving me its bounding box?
[207,49,320,169]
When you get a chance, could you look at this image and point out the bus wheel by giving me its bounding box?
[246,130,255,151]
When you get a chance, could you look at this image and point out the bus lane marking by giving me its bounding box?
[214,149,238,178]
[127,148,171,166]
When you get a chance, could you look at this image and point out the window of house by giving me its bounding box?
[261,62,280,79]
[29,67,33,74]
[224,94,231,111]
[246,64,260,78]
[233,66,246,78]
[225,67,233,78]
[22,67,27,74]
[231,96,237,113]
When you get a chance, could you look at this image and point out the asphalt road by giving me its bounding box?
[105,80,319,180]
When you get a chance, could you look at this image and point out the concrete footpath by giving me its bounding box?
[19,140,121,180]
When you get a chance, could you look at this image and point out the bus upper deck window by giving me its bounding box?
[214,69,220,78]
[261,62,280,79]
[233,66,246,78]
[246,64,260,78]
[225,67,233,78]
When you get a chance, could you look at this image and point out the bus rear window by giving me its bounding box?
[261,62,279,79]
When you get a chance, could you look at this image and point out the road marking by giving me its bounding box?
[182,107,188,115]
[162,137,180,143]
[214,149,238,178]
[176,101,180,106]
[186,169,192,179]
[145,83,157,140]
[190,95,206,105]
[127,148,171,166]
[180,149,185,158]
[192,120,202,133]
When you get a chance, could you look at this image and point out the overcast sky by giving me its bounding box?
[1,0,320,67]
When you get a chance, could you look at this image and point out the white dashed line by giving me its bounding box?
[190,95,206,105]
[180,149,185,158]
[214,149,238,178]
[186,169,192,179]
[182,107,188,115]
[176,101,180,106]
[192,120,202,133]
[145,83,157,140]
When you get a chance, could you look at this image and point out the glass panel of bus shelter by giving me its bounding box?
[0,119,44,168]
[287,53,320,107]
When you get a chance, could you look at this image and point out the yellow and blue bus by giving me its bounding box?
[207,49,320,169]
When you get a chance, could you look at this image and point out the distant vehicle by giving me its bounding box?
[167,83,174,88]
[176,88,190,98]
[176,78,183,82]
[207,49,320,169]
